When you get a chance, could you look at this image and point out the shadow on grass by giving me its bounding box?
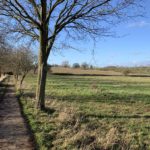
[22,92,56,115]
[46,92,150,104]
[87,114,150,119]
[23,92,35,98]
[18,97,37,149]
[42,107,55,115]
[23,90,150,106]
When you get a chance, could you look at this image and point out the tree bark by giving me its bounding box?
[13,75,18,89]
[0,66,1,77]
[33,66,38,74]
[36,26,48,110]
[36,60,47,110]
[36,0,49,110]
[19,74,26,90]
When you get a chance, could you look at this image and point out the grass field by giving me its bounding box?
[21,74,150,150]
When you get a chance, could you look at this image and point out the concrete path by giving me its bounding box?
[0,82,34,150]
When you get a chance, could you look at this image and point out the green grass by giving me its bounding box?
[21,74,150,149]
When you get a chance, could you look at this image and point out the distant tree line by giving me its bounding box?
[50,62,150,76]
[101,66,150,76]
[50,61,94,70]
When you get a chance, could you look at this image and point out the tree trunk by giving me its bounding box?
[13,75,18,89]
[0,67,1,77]
[36,31,48,110]
[36,60,47,110]
[36,0,49,110]
[33,66,37,74]
[19,74,26,90]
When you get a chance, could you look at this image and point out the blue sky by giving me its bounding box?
[48,1,150,67]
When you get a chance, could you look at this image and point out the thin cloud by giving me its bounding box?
[130,60,150,67]
[139,61,150,66]
[127,21,150,28]
[131,51,143,56]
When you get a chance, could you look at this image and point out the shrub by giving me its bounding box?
[81,62,89,69]
[62,61,70,68]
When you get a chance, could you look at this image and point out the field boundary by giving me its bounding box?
[51,72,150,77]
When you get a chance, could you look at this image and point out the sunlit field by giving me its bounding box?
[21,74,150,149]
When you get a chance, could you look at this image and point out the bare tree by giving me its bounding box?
[0,34,12,76]
[81,62,89,69]
[10,47,34,89]
[0,0,142,110]
[0,35,6,76]
[62,61,70,68]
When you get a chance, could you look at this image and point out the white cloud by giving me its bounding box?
[127,21,150,28]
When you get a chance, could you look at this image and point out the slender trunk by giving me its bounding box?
[13,74,18,89]
[0,66,1,77]
[33,66,37,74]
[19,74,26,90]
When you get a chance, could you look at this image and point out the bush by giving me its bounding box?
[89,65,94,69]
[81,62,89,69]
